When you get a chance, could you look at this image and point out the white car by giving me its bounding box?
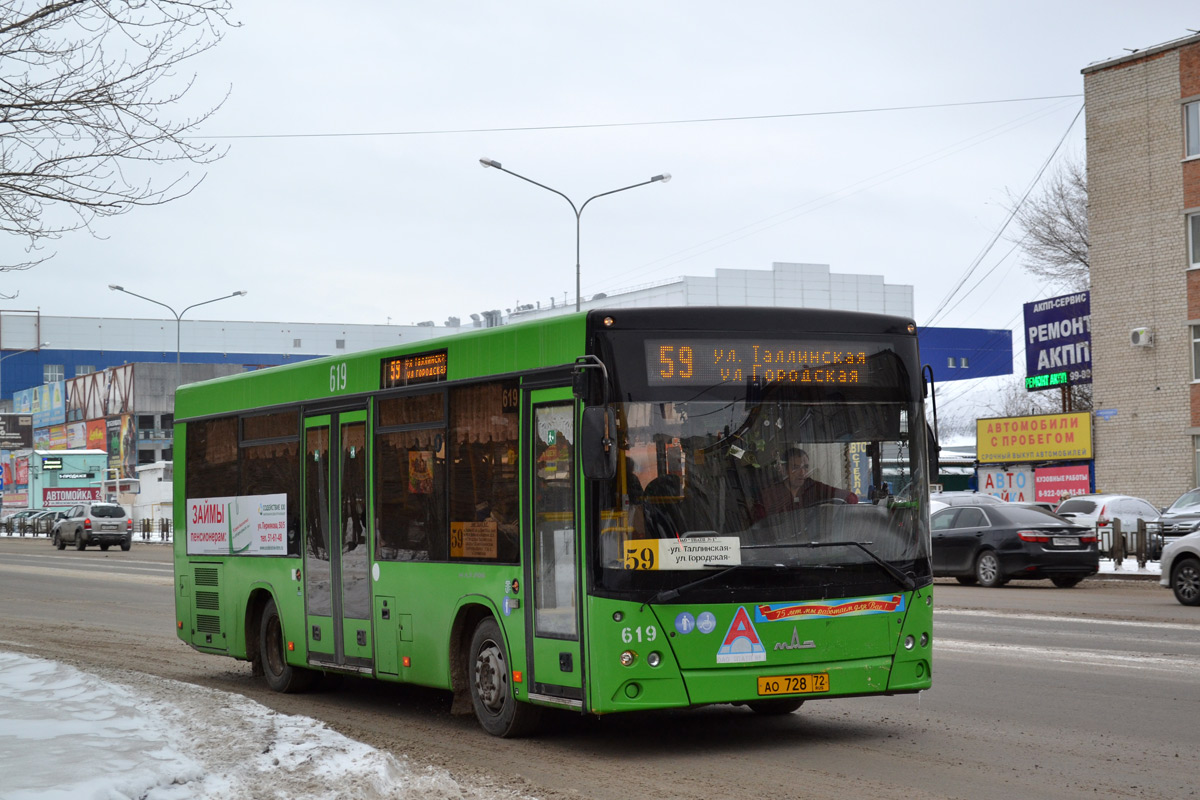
[1160,530,1200,606]
[1054,494,1160,553]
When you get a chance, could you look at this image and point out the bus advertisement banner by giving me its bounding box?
[186,494,288,556]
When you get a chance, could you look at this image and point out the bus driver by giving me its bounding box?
[755,446,858,518]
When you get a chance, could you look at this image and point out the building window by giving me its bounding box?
[1193,325,1200,380]
[44,364,64,382]
[293,338,302,348]
[960,357,969,369]
[1188,101,1200,158]
[75,365,94,376]
[947,357,956,369]
[1190,213,1200,268]
[336,339,346,350]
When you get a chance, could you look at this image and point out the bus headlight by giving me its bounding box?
[647,651,662,668]
[620,650,636,667]
[904,635,915,650]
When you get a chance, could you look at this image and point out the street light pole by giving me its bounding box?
[479,158,671,312]
[107,286,247,390]
[0,342,50,409]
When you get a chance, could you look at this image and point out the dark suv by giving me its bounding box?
[1159,488,1200,549]
[53,502,132,551]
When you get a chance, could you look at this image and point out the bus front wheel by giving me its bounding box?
[468,617,541,737]
[258,597,314,693]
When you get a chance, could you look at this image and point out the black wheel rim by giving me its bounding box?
[1176,564,1200,603]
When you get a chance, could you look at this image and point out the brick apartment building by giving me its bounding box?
[1083,32,1200,506]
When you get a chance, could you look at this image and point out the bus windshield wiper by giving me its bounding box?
[797,541,916,591]
[646,563,778,606]
[744,541,915,591]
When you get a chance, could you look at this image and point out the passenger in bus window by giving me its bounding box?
[754,446,858,519]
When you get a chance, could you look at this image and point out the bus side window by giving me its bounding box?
[375,392,448,562]
[448,382,519,564]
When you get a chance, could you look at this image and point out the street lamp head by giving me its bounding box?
[233,290,248,297]
[108,284,123,291]
[479,158,501,169]
[653,173,672,184]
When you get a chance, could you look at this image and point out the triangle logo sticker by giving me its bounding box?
[716,606,767,663]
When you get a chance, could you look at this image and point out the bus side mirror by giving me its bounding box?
[581,407,617,480]
[926,422,941,484]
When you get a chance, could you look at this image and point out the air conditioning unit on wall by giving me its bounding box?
[1130,327,1154,347]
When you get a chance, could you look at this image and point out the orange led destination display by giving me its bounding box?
[380,350,448,389]
[645,339,885,386]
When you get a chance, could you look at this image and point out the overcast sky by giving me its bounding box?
[8,4,1197,341]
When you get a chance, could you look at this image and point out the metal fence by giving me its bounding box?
[1104,518,1162,569]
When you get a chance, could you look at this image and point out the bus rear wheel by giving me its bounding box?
[469,617,541,737]
[258,597,314,693]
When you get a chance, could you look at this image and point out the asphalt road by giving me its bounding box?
[1,537,1196,800]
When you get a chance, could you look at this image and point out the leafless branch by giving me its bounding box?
[1006,158,1089,291]
[0,0,235,270]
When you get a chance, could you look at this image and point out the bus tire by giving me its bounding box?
[746,698,804,715]
[259,597,314,693]
[469,617,541,737]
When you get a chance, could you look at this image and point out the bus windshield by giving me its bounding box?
[592,337,931,602]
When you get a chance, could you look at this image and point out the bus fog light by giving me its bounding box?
[920,633,929,647]
[904,635,915,650]
[620,650,636,667]
[647,651,662,667]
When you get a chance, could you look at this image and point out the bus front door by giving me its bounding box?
[303,410,373,673]
[524,389,583,708]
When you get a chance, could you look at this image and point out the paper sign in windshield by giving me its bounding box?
[622,536,741,570]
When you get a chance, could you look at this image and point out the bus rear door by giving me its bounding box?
[524,387,583,708]
[302,409,373,673]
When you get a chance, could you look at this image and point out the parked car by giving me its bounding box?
[1053,493,1161,555]
[28,509,67,537]
[931,503,1098,588]
[1158,488,1200,550]
[1159,529,1200,606]
[2,509,41,533]
[53,502,132,551]
[929,492,1008,507]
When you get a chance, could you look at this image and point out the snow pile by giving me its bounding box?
[0,652,532,800]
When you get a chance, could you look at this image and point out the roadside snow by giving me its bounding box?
[0,652,534,800]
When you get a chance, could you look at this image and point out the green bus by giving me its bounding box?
[174,307,934,736]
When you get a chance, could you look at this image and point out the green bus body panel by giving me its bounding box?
[583,589,932,714]
[174,314,586,421]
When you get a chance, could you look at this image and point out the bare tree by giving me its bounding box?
[0,0,236,285]
[1010,157,1089,290]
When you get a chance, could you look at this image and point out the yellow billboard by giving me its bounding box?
[976,412,1092,463]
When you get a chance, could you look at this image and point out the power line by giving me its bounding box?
[584,97,1079,294]
[193,94,1083,140]
[925,103,1084,328]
